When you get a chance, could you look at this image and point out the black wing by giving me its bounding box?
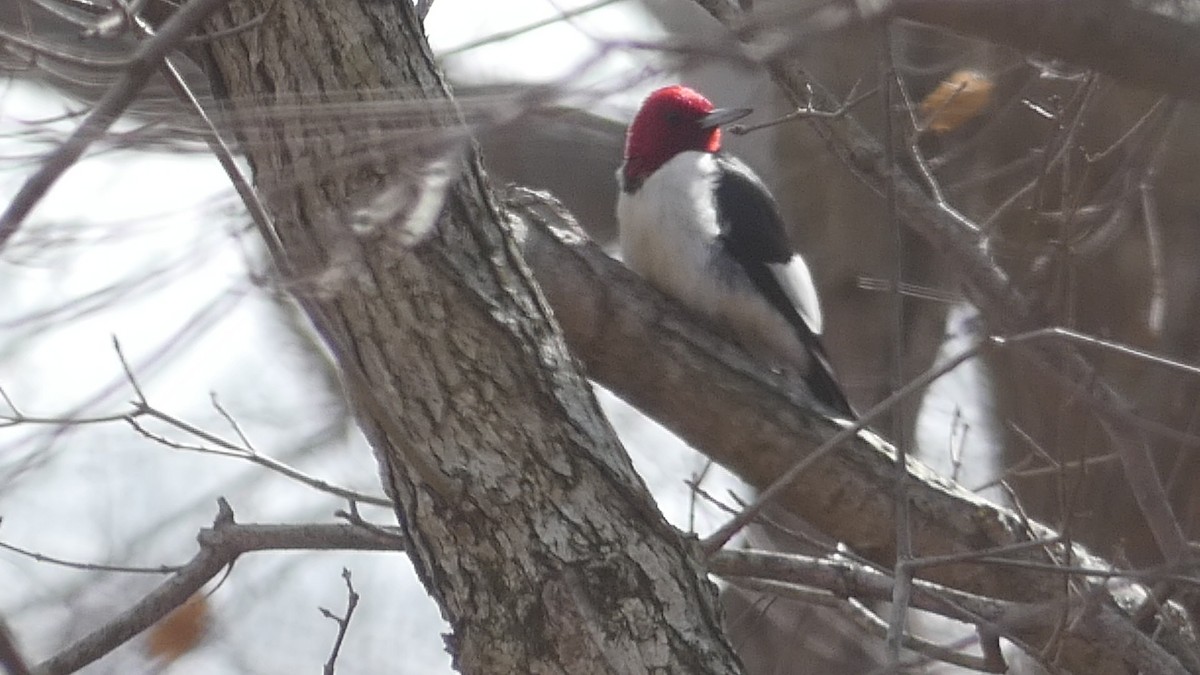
[713,155,855,418]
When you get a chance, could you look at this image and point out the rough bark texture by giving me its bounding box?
[507,188,1198,674]
[198,2,741,673]
[511,190,1059,588]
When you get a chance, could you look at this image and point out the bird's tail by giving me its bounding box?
[804,352,856,419]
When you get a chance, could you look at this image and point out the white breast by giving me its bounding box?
[616,152,818,372]
[617,152,727,317]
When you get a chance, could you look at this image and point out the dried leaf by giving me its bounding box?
[145,594,210,663]
[920,69,994,133]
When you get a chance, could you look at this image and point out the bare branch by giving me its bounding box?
[34,502,403,675]
[730,0,1200,102]
[100,342,393,505]
[1136,103,1180,337]
[691,0,1193,566]
[84,0,147,39]
[319,568,360,675]
[0,25,130,68]
[0,376,391,507]
[111,336,146,404]
[0,0,235,249]
[726,79,877,134]
[0,536,178,575]
[882,0,1200,103]
[879,29,915,669]
[506,187,1200,671]
[440,0,623,57]
[128,402,393,506]
[710,549,1189,675]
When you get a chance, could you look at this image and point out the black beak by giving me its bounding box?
[699,107,752,129]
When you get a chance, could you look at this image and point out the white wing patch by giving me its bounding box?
[769,256,823,335]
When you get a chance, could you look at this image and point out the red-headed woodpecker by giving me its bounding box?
[617,85,854,418]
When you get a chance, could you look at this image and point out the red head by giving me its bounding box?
[621,85,751,187]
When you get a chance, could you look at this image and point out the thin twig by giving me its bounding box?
[320,569,360,675]
[710,548,1186,675]
[84,0,148,39]
[989,326,1200,379]
[702,324,1200,556]
[0,25,131,69]
[0,407,133,429]
[19,0,106,30]
[880,26,914,669]
[906,535,1063,571]
[131,403,392,506]
[842,596,1002,673]
[692,0,1193,565]
[35,503,403,675]
[1137,102,1178,338]
[439,0,623,57]
[686,459,715,534]
[0,536,178,575]
[107,341,391,505]
[335,501,407,544]
[112,335,147,403]
[890,51,950,206]
[210,393,255,452]
[149,43,285,263]
[727,79,877,135]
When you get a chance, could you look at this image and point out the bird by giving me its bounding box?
[616,84,854,418]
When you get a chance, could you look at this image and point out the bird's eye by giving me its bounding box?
[665,110,683,125]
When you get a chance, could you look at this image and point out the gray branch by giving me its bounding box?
[34,502,403,675]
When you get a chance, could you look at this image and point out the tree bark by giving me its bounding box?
[508,186,1200,674]
[198,2,741,673]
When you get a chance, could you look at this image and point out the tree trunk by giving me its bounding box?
[198,2,741,672]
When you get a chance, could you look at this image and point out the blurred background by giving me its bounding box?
[3,0,1197,672]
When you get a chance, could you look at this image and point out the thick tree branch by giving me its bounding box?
[710,549,1190,675]
[509,188,1041,579]
[506,187,1199,673]
[198,2,744,673]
